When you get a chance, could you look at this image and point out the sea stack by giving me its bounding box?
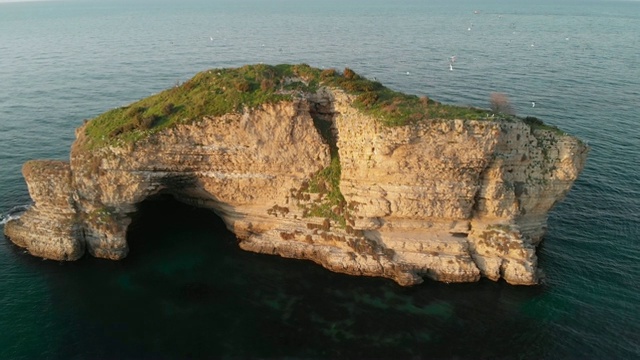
[4,64,588,286]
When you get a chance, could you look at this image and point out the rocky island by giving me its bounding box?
[4,64,588,286]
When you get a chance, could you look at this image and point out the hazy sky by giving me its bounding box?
[0,0,51,2]
[0,0,54,3]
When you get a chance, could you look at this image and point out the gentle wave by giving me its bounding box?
[0,204,30,225]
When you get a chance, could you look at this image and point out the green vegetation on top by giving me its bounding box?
[81,63,564,150]
[83,64,305,149]
[523,116,566,136]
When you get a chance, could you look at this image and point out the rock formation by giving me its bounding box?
[4,64,588,286]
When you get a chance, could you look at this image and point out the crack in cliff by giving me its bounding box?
[299,94,350,228]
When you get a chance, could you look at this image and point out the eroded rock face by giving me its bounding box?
[4,161,84,260]
[4,90,588,286]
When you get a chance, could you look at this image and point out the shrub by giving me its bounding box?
[260,78,275,91]
[343,67,356,80]
[182,81,194,91]
[123,123,136,132]
[292,63,317,78]
[490,92,515,115]
[258,68,276,81]
[109,123,136,139]
[409,112,426,122]
[234,79,251,92]
[142,115,159,129]
[162,103,175,116]
[126,106,146,118]
[381,99,401,115]
[109,127,123,138]
[133,114,159,130]
[524,116,543,127]
[356,92,379,107]
[320,68,337,79]
[340,79,376,93]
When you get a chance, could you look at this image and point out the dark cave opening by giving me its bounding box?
[124,193,237,260]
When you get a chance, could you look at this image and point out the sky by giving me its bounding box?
[0,0,56,3]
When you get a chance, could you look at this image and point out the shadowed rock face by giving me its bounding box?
[4,86,588,286]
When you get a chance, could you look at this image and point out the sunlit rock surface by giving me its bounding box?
[5,66,588,286]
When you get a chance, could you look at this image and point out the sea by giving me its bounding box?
[0,0,638,358]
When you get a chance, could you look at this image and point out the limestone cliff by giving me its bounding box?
[4,64,588,286]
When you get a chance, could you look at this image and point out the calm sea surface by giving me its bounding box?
[1,0,639,358]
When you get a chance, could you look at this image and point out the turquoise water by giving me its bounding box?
[1,0,639,358]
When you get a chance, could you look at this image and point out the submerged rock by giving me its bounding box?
[4,64,588,286]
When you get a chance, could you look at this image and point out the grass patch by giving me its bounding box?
[524,116,566,136]
[305,156,347,228]
[319,67,494,126]
[81,64,566,150]
[305,108,346,227]
[82,64,315,149]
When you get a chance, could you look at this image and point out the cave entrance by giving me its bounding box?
[125,193,238,263]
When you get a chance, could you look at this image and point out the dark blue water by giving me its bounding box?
[1,0,639,358]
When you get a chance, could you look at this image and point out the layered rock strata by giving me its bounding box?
[4,87,587,286]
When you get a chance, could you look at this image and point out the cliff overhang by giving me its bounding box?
[4,64,588,286]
